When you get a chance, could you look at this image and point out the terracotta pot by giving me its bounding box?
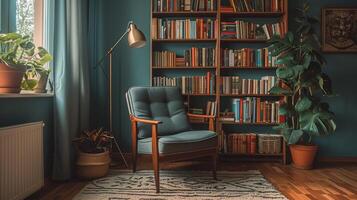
[290,144,318,170]
[76,150,111,179]
[0,63,26,93]
[34,73,48,93]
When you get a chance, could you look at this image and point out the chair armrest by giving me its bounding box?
[187,113,215,119]
[130,115,162,125]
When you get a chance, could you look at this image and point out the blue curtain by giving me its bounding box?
[0,0,16,33]
[45,0,90,180]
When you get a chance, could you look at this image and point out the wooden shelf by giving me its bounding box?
[220,94,284,97]
[221,38,268,43]
[221,66,277,70]
[220,121,281,126]
[221,12,284,18]
[220,153,283,157]
[153,11,217,17]
[150,0,289,164]
[182,93,216,96]
[152,39,217,43]
[152,66,216,70]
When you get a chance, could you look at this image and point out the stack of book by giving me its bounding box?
[221,47,278,68]
[152,0,217,12]
[152,18,217,40]
[220,6,234,13]
[231,97,285,123]
[153,48,216,67]
[257,134,282,154]
[226,133,257,154]
[221,20,285,39]
[228,0,283,12]
[220,76,276,95]
[153,72,215,94]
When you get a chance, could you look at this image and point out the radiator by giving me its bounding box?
[0,122,44,200]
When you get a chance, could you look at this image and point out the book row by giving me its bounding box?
[221,47,278,68]
[229,97,284,123]
[152,18,217,40]
[220,76,276,95]
[153,73,216,94]
[153,48,216,67]
[218,132,282,155]
[228,0,283,13]
[221,20,286,40]
[153,0,217,12]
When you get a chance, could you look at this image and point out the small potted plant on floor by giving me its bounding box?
[269,3,336,169]
[0,33,52,93]
[73,128,113,179]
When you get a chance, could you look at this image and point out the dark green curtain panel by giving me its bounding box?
[48,0,90,180]
[0,0,16,33]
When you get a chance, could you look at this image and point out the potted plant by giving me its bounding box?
[269,3,336,169]
[73,128,113,179]
[0,33,52,93]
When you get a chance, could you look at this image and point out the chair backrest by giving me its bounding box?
[126,87,191,139]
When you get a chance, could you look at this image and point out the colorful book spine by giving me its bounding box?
[231,97,283,123]
[220,76,277,95]
[153,72,215,95]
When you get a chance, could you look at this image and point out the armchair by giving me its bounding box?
[126,87,218,193]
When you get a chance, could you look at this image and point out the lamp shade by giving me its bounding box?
[128,23,146,48]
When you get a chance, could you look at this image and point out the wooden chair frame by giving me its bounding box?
[129,114,218,193]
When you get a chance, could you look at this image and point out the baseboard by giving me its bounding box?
[317,156,357,163]
[112,152,357,164]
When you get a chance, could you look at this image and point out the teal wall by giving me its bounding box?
[90,0,357,157]
[0,98,54,175]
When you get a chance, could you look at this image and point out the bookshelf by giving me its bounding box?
[150,0,288,164]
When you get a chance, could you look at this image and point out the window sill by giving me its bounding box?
[0,91,54,98]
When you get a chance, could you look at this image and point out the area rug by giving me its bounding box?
[74,170,287,200]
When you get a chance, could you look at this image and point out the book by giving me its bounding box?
[153,47,215,68]
[227,0,283,13]
[153,72,216,95]
[221,20,285,39]
[152,18,217,40]
[153,0,217,12]
[222,47,278,68]
[230,97,283,123]
[221,76,277,95]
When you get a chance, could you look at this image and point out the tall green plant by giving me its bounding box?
[269,3,336,145]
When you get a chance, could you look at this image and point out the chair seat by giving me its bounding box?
[138,130,217,155]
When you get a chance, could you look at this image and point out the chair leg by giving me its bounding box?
[212,154,217,180]
[131,121,138,173]
[152,153,160,193]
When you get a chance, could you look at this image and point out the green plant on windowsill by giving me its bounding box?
[268,2,336,169]
[0,32,52,93]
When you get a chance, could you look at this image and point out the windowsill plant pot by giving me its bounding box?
[0,63,26,93]
[290,144,318,169]
[0,32,53,94]
[34,72,49,93]
[76,150,111,179]
[269,3,336,170]
[73,128,114,179]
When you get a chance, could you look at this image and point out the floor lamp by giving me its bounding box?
[97,21,146,168]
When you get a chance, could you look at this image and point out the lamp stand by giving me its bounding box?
[106,29,131,169]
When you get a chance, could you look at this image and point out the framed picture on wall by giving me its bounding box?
[322,8,357,53]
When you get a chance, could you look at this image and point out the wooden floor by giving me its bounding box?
[28,158,357,200]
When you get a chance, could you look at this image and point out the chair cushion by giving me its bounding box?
[138,130,217,154]
[127,87,191,139]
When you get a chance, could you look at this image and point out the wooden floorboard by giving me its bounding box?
[27,159,357,200]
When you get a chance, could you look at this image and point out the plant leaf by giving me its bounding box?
[288,130,304,144]
[295,97,312,112]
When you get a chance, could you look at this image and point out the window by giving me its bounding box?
[16,0,44,47]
